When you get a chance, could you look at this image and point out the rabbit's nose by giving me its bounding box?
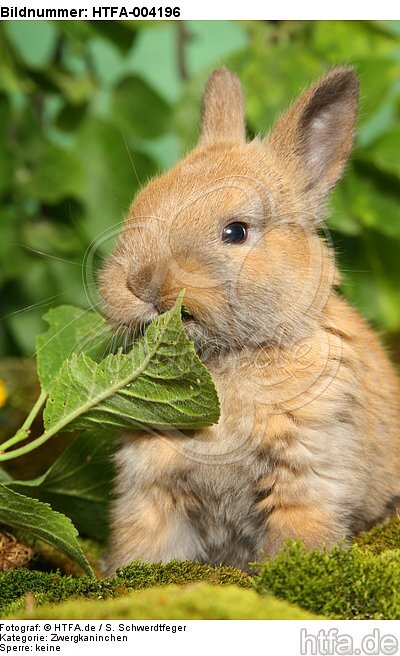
[127,263,165,306]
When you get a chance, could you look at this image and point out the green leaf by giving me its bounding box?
[112,76,172,139]
[334,229,400,330]
[231,29,322,134]
[36,305,111,393]
[375,20,400,37]
[55,103,88,133]
[186,21,247,73]
[0,485,93,577]
[7,431,116,540]
[134,132,181,170]
[21,220,84,256]
[313,21,397,62]
[0,98,12,198]
[126,22,247,105]
[329,177,362,237]
[364,129,400,178]
[7,310,47,357]
[76,117,157,240]
[127,25,183,103]
[4,21,57,69]
[44,294,220,432]
[342,163,400,238]
[47,70,96,105]
[0,208,32,286]
[0,468,12,483]
[88,38,126,86]
[21,142,83,204]
[89,22,139,53]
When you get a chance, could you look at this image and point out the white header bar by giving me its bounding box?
[0,0,398,20]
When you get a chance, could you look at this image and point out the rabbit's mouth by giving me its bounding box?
[181,306,195,323]
[131,306,198,336]
[110,303,214,358]
[108,305,216,360]
[180,307,201,334]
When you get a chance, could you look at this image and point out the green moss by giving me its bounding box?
[12,583,318,620]
[0,560,252,618]
[0,569,103,618]
[255,541,400,619]
[3,518,400,619]
[116,559,252,589]
[355,516,400,554]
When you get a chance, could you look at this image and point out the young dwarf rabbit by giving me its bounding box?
[100,67,400,573]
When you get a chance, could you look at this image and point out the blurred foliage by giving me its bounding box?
[1,19,400,361]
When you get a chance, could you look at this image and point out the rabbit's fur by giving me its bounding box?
[100,67,400,573]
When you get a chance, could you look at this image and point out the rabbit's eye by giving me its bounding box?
[222,222,248,244]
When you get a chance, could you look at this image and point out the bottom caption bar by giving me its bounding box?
[0,621,399,655]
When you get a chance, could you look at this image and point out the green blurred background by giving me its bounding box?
[1,19,400,362]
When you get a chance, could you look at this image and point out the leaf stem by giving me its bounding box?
[0,390,48,453]
[0,292,204,463]
[0,423,58,461]
[0,299,182,461]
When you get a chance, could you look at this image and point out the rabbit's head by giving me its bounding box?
[99,68,358,356]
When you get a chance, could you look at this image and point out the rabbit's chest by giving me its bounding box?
[181,460,271,568]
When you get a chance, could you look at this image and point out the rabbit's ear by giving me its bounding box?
[266,68,359,197]
[198,68,246,146]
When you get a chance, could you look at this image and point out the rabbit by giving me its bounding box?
[99,67,400,574]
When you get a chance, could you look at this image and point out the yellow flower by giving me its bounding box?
[0,380,8,408]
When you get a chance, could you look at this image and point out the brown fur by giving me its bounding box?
[99,67,400,573]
